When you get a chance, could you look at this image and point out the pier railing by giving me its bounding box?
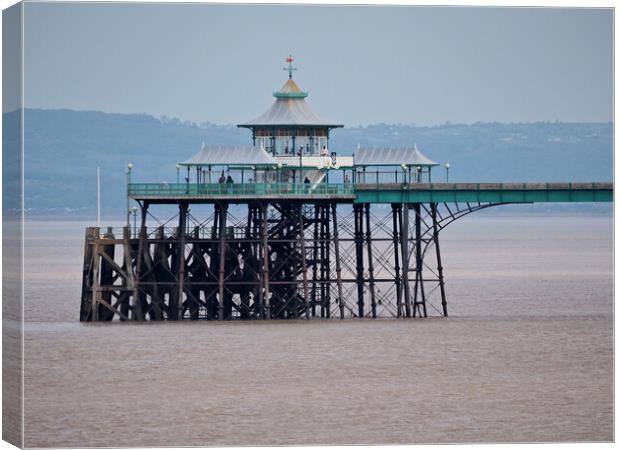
[128,182,355,197]
[128,181,612,203]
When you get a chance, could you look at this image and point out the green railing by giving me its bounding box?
[128,182,355,197]
[127,181,613,203]
[354,182,613,203]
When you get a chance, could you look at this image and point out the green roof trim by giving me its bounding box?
[273,91,308,99]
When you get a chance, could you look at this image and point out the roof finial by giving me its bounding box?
[284,54,297,79]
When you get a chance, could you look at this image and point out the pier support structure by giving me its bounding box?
[80,200,504,321]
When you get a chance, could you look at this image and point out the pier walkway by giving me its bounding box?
[128,182,613,204]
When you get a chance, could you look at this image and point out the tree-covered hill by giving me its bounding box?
[3,109,612,216]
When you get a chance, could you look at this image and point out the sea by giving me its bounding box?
[21,213,613,447]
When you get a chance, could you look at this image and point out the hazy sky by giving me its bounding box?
[23,3,612,126]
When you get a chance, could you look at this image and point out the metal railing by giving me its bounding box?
[354,182,613,191]
[128,182,356,197]
[128,181,612,199]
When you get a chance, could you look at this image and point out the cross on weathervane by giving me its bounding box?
[284,54,297,79]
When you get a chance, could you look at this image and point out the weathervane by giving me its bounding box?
[284,54,297,79]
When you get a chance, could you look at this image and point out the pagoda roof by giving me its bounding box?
[354,145,439,167]
[179,144,278,167]
[238,77,343,128]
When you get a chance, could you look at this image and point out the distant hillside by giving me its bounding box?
[3,109,613,216]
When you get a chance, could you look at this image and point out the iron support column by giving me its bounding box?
[431,202,448,316]
[354,204,365,318]
[217,202,228,320]
[325,204,332,319]
[311,205,319,317]
[401,203,411,317]
[256,205,264,319]
[319,206,326,317]
[299,205,310,319]
[364,203,377,318]
[331,203,345,319]
[391,204,403,318]
[176,202,187,320]
[412,203,427,318]
[261,202,270,319]
[91,233,100,322]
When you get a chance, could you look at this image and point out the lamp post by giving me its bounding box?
[401,163,408,184]
[131,206,138,238]
[126,163,133,228]
[445,163,450,183]
[299,148,303,185]
[176,163,181,184]
[416,166,421,182]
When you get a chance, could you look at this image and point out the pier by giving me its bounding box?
[80,56,613,322]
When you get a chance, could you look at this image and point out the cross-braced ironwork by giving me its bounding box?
[80,200,509,321]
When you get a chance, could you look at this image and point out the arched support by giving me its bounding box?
[409,201,512,317]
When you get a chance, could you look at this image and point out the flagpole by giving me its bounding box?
[97,166,100,228]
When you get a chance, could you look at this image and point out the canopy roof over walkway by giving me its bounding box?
[354,144,439,167]
[179,144,278,167]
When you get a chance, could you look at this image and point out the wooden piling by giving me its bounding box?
[132,203,148,321]
[98,227,116,321]
[121,227,137,320]
[90,228,101,322]
[80,227,96,321]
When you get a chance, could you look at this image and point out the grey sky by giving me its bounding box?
[23,3,612,126]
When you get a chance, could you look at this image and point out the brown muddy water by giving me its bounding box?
[22,215,613,447]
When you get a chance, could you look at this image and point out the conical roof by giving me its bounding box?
[238,76,342,128]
